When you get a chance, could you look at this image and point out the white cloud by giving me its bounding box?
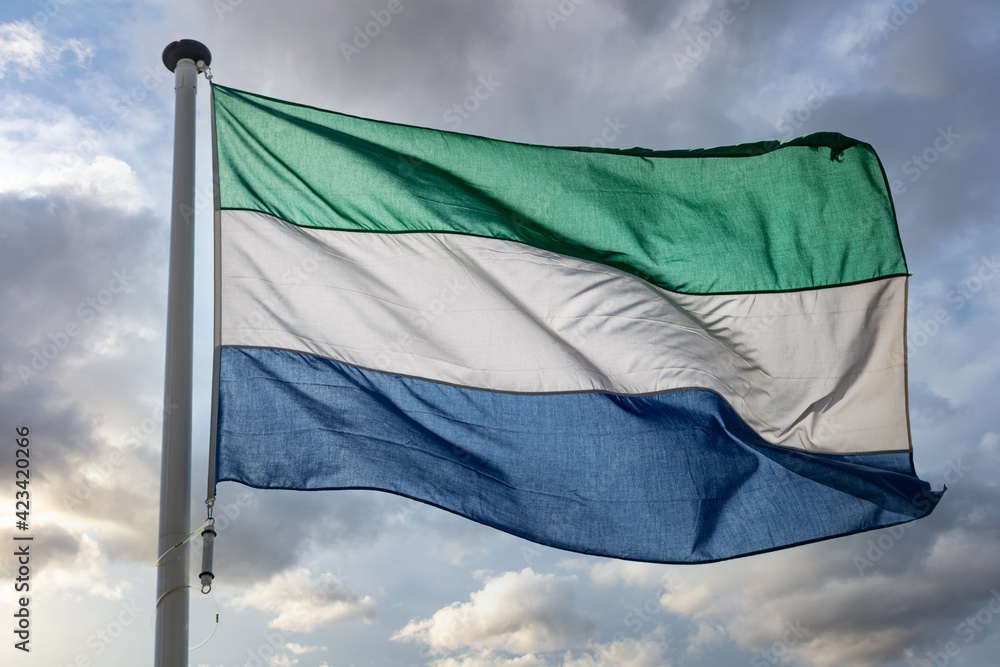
[41,154,143,213]
[393,568,594,655]
[228,567,376,632]
[424,635,672,667]
[429,650,550,667]
[284,642,325,655]
[0,20,90,80]
[586,560,664,589]
[684,622,727,657]
[562,634,670,667]
[0,93,144,211]
[20,523,130,600]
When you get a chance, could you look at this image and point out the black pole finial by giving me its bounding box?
[162,39,212,72]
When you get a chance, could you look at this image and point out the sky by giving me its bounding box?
[0,0,998,666]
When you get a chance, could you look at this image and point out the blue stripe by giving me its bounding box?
[216,347,941,563]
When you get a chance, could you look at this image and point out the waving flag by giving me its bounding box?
[209,83,941,563]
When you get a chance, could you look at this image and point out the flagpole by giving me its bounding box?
[156,39,211,667]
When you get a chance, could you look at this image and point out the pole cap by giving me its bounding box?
[162,39,212,72]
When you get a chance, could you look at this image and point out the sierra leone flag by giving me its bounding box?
[209,83,941,564]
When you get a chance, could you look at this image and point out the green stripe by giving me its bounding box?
[213,84,906,294]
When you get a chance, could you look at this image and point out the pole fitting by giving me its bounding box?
[162,39,212,73]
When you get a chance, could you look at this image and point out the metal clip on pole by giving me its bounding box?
[199,519,216,594]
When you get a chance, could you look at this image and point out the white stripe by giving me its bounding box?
[220,210,909,454]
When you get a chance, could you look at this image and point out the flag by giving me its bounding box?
[210,83,941,563]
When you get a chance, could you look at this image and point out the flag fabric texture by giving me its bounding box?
[210,83,941,563]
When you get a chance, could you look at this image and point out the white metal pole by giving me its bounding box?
[156,39,211,667]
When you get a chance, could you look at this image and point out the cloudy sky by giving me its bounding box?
[1,0,999,665]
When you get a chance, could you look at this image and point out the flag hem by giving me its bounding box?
[207,83,223,504]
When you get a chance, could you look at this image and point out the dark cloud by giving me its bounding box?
[613,0,677,33]
[908,380,963,427]
[0,191,167,568]
[211,487,415,583]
